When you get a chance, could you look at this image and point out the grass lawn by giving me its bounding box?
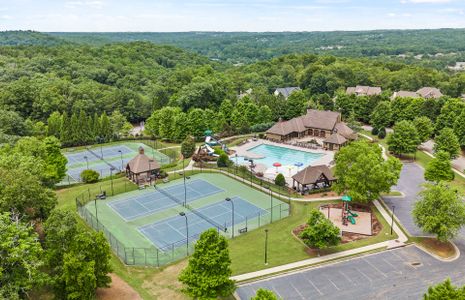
[228,200,398,275]
[411,237,457,259]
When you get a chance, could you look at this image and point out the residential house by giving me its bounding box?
[238,88,253,99]
[392,87,443,99]
[448,62,465,71]
[274,87,301,99]
[346,85,382,96]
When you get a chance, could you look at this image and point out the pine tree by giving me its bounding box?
[70,112,80,146]
[60,111,72,146]
[453,109,465,147]
[47,111,62,138]
[99,113,112,142]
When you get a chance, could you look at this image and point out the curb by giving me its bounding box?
[414,241,461,262]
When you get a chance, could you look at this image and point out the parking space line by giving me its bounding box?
[339,270,355,285]
[355,267,373,283]
[364,258,388,278]
[307,278,323,296]
[326,276,341,290]
[289,282,305,299]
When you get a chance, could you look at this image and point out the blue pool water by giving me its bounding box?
[237,144,324,168]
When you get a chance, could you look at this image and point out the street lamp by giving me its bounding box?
[148,159,154,185]
[118,150,124,171]
[264,229,269,265]
[179,212,189,256]
[84,156,89,170]
[182,156,187,206]
[110,167,115,195]
[390,205,395,235]
[235,154,238,175]
[225,197,235,238]
[266,187,273,223]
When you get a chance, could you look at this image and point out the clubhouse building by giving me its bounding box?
[265,109,356,150]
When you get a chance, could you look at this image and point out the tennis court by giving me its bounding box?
[139,197,265,249]
[108,179,224,221]
[62,142,171,183]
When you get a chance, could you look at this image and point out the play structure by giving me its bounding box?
[203,130,229,153]
[341,195,358,225]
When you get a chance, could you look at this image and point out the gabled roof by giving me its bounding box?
[416,87,443,99]
[266,116,306,136]
[346,85,382,96]
[323,132,347,145]
[274,87,301,98]
[334,122,356,140]
[127,148,160,174]
[292,164,336,185]
[304,109,340,131]
[392,91,420,99]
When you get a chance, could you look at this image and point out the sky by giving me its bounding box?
[0,0,465,32]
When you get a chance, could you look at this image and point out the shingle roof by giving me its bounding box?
[127,148,160,174]
[334,122,356,140]
[416,87,443,99]
[346,85,382,96]
[323,132,347,145]
[392,91,420,98]
[292,164,336,185]
[275,87,301,98]
[266,109,341,136]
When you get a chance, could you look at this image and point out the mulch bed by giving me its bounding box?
[293,203,383,254]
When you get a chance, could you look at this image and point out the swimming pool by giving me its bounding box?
[237,144,324,169]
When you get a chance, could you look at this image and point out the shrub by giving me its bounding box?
[299,209,341,249]
[378,128,386,139]
[258,133,265,139]
[274,173,286,187]
[214,148,226,156]
[158,170,168,178]
[250,122,274,133]
[181,136,196,158]
[371,127,379,135]
[80,169,99,183]
[217,153,231,167]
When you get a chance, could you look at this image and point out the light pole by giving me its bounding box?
[182,156,187,206]
[390,205,395,235]
[148,159,154,185]
[226,197,235,238]
[84,156,89,170]
[118,150,123,171]
[179,212,189,256]
[267,187,273,223]
[110,167,115,195]
[264,229,269,265]
[94,196,98,224]
[235,154,238,175]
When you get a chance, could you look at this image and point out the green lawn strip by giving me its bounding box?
[409,236,457,259]
[229,200,396,275]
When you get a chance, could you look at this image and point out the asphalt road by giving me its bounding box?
[237,162,465,299]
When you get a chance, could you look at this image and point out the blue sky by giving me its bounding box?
[1,0,464,32]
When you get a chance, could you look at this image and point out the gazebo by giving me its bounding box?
[291,165,336,194]
[126,147,160,185]
[323,132,348,151]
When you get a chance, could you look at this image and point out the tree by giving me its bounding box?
[80,169,100,183]
[387,120,420,156]
[99,113,112,142]
[62,253,96,300]
[284,90,307,119]
[257,105,273,124]
[251,289,279,300]
[187,108,206,139]
[299,209,341,249]
[434,127,461,159]
[334,140,402,203]
[109,110,131,138]
[413,116,434,143]
[370,101,392,130]
[217,153,231,167]
[424,279,465,300]
[454,109,465,147]
[274,173,286,187]
[181,136,196,158]
[46,111,62,138]
[178,229,235,299]
[424,151,455,183]
[0,213,44,299]
[413,183,465,242]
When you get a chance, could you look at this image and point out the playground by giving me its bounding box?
[62,141,171,184]
[77,172,290,266]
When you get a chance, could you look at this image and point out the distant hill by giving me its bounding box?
[49,29,465,64]
[0,30,67,46]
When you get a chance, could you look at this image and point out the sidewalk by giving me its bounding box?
[230,199,407,282]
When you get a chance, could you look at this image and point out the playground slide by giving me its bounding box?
[347,210,358,217]
[348,215,356,225]
[204,144,219,157]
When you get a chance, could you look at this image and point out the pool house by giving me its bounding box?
[292,165,336,194]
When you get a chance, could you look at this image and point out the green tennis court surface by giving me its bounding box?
[81,173,289,265]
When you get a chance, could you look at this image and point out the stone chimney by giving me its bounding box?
[139,146,145,155]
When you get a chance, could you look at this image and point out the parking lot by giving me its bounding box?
[237,245,465,299]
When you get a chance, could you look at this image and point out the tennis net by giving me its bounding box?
[155,185,226,232]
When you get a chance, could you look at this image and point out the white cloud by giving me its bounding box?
[0,15,12,20]
[401,0,453,3]
[64,1,104,9]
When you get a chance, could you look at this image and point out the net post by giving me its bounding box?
[156,249,160,267]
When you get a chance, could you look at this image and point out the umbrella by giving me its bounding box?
[273,162,282,173]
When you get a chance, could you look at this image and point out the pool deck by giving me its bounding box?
[231,139,335,184]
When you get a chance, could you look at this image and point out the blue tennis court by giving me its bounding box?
[108,179,224,221]
[138,197,266,249]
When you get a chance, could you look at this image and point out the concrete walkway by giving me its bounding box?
[231,199,407,282]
